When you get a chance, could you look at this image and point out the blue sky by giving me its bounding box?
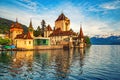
[0,0,120,35]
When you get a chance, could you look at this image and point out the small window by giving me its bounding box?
[29,41,31,44]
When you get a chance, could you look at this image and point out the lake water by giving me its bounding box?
[0,45,120,80]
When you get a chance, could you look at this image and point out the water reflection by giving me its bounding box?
[0,45,120,80]
[79,48,85,75]
[0,51,13,64]
[54,50,71,79]
[34,48,88,80]
[0,46,90,80]
[11,51,33,75]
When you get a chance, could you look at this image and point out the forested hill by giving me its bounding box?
[0,17,28,34]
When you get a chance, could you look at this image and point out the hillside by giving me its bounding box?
[0,17,28,34]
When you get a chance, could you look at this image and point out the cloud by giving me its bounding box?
[15,0,38,11]
[100,0,120,10]
[87,0,120,13]
[83,20,113,35]
[0,1,119,36]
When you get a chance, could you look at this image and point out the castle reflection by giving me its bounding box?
[34,47,89,79]
[11,51,33,74]
[0,47,90,79]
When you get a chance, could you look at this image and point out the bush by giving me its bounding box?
[0,37,11,45]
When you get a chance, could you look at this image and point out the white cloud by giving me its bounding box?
[82,20,110,35]
[15,0,38,11]
[100,0,120,10]
[0,1,119,36]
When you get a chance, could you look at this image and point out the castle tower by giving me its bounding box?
[78,24,85,48]
[28,19,34,38]
[55,13,70,31]
[10,18,23,44]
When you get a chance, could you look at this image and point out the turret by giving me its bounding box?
[28,19,34,38]
[10,18,23,44]
[78,24,85,48]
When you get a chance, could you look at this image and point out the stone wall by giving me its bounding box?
[34,45,63,50]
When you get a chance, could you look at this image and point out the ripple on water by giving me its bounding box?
[0,45,120,80]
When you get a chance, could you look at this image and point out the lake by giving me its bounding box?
[0,45,120,80]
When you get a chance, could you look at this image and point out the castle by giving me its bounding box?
[44,13,86,48]
[9,13,86,49]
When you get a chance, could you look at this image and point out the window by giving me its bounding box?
[29,41,31,44]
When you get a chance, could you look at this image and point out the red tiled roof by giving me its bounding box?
[46,25,52,31]
[10,21,23,29]
[15,32,33,39]
[78,27,84,38]
[24,32,33,39]
[49,28,77,37]
[15,33,25,39]
[55,13,69,21]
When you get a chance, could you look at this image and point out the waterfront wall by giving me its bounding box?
[34,45,63,50]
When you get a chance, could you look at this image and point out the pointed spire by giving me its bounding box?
[29,19,32,28]
[79,24,84,38]
[16,18,18,23]
[29,19,33,31]
[61,9,63,14]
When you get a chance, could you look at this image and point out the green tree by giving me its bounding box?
[34,26,42,37]
[41,20,46,37]
[0,37,11,45]
[84,36,91,44]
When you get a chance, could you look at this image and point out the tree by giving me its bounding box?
[84,36,91,44]
[41,20,46,37]
[70,28,73,32]
[0,37,11,45]
[37,26,41,31]
[34,26,42,37]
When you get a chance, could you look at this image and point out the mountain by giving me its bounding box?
[91,35,120,45]
[0,17,28,34]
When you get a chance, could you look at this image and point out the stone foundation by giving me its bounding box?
[34,45,63,50]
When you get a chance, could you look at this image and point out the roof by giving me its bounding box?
[15,32,33,39]
[78,27,84,38]
[15,33,25,39]
[28,20,34,31]
[46,25,52,31]
[55,13,69,21]
[49,28,77,37]
[10,20,23,29]
[24,32,33,39]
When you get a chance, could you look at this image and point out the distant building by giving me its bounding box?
[10,19,34,49]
